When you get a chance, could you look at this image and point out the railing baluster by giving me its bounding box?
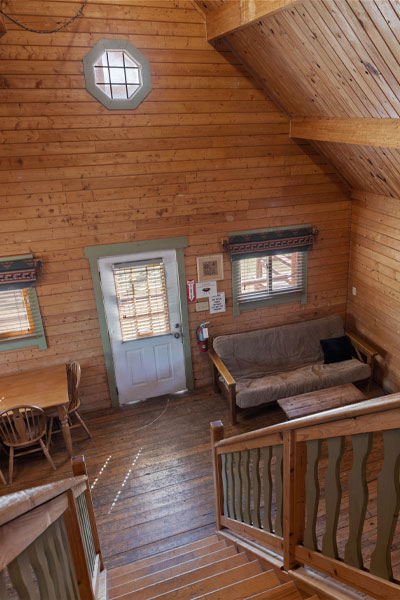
[261,446,273,532]
[0,570,8,599]
[304,439,321,550]
[322,436,345,559]
[8,553,38,600]
[226,452,236,519]
[242,449,251,524]
[370,428,400,580]
[76,494,96,577]
[344,432,373,569]
[210,421,224,529]
[233,451,243,522]
[27,536,57,600]
[251,448,261,528]
[274,445,283,536]
[53,518,80,600]
[45,522,69,600]
[221,453,228,517]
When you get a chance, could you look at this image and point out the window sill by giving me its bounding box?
[0,334,47,352]
[234,291,307,316]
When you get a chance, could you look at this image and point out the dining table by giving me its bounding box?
[0,364,73,457]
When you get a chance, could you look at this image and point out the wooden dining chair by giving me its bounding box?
[0,405,56,483]
[47,361,91,447]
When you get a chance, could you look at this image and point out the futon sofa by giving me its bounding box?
[209,315,377,424]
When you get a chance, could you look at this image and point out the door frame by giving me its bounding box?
[85,237,193,408]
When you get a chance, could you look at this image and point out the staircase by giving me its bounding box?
[107,535,318,600]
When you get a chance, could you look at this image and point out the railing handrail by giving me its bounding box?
[0,455,104,599]
[215,392,400,449]
[0,474,88,527]
[211,392,400,599]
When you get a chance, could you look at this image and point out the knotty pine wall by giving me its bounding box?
[0,0,350,411]
[347,190,400,394]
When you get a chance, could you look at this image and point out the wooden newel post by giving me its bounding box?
[72,455,104,570]
[283,431,306,571]
[210,421,224,530]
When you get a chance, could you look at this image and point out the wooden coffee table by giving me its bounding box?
[278,383,367,420]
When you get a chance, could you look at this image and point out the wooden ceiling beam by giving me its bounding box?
[290,118,400,150]
[206,0,299,41]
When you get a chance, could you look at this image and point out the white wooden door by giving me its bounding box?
[99,249,187,405]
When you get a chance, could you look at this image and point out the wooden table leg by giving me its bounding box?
[57,404,73,457]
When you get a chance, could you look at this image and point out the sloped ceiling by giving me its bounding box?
[194,0,400,198]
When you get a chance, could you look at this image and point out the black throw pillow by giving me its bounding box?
[320,335,355,364]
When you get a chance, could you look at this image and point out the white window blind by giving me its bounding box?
[235,252,305,305]
[113,260,171,342]
[0,289,36,338]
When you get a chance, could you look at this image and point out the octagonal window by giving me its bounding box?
[83,40,152,110]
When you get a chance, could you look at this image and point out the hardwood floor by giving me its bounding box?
[1,383,396,582]
[0,387,288,569]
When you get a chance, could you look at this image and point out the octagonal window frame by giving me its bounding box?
[83,39,152,110]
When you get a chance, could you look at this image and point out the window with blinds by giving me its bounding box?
[0,289,36,339]
[235,252,305,305]
[113,260,171,342]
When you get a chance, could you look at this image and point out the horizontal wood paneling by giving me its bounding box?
[0,0,349,410]
[347,190,400,392]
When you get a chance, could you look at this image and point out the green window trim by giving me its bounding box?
[0,253,47,352]
[230,225,309,317]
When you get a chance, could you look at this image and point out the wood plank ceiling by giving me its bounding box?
[195,0,400,198]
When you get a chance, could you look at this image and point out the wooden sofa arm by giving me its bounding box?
[209,349,237,425]
[346,331,378,364]
[209,349,236,387]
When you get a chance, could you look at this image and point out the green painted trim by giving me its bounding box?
[0,287,47,352]
[84,237,187,260]
[176,247,194,391]
[0,253,33,262]
[86,254,119,407]
[84,237,192,407]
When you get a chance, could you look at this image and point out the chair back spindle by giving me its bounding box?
[0,406,46,447]
[67,362,81,413]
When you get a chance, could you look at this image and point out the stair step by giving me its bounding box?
[119,560,263,600]
[247,581,303,599]
[109,538,224,582]
[109,546,237,591]
[109,553,249,599]
[190,570,281,600]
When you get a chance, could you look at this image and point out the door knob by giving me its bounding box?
[174,332,181,339]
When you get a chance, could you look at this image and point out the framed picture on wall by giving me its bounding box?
[197,254,224,282]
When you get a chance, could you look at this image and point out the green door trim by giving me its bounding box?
[84,237,193,408]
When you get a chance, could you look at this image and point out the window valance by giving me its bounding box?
[223,227,317,261]
[0,257,42,290]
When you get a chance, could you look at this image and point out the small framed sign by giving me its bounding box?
[196,281,217,299]
[196,254,224,282]
[186,279,196,303]
[210,292,226,314]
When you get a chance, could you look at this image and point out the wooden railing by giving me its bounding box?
[211,393,400,599]
[0,455,104,600]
